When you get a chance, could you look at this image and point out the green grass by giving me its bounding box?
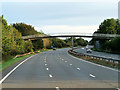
[68,50,119,69]
[0,49,51,72]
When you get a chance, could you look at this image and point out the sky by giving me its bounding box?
[0,0,119,40]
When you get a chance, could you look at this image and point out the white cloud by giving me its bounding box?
[1,0,119,3]
[35,25,99,41]
[35,25,98,34]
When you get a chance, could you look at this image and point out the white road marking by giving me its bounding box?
[46,68,49,71]
[70,64,72,66]
[45,64,47,66]
[77,68,80,70]
[65,61,67,62]
[67,51,119,72]
[89,74,95,78]
[116,88,120,90]
[62,59,64,60]
[0,54,36,84]
[49,74,53,78]
[56,87,60,90]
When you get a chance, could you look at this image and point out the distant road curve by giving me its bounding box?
[74,47,120,60]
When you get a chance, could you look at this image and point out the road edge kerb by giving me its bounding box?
[0,54,38,84]
[67,50,120,72]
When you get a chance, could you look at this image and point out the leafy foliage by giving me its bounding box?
[1,17,33,61]
[91,18,120,53]
[64,37,87,47]
[46,38,68,48]
[13,23,44,51]
[13,23,43,36]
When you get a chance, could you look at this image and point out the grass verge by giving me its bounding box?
[68,50,120,69]
[0,49,51,72]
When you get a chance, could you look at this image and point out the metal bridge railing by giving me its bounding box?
[22,33,120,40]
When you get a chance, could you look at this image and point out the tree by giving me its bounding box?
[1,17,36,61]
[90,18,120,53]
[13,23,43,36]
[32,39,43,51]
[24,40,33,53]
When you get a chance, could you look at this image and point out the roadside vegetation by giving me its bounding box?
[1,16,87,71]
[1,49,50,71]
[90,18,120,54]
[68,50,119,69]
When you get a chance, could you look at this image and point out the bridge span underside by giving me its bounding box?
[22,34,120,48]
[23,34,117,40]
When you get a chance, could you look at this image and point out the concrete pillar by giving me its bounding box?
[42,38,49,49]
[72,37,74,50]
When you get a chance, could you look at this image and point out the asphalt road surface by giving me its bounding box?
[2,48,119,89]
[74,48,120,60]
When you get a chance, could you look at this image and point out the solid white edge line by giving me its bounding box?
[67,51,119,72]
[0,54,36,84]
[56,87,60,90]
[89,74,96,78]
[49,74,53,78]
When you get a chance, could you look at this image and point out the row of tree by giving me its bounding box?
[1,16,88,61]
[46,37,88,49]
[64,37,88,47]
[90,18,120,53]
[1,17,34,60]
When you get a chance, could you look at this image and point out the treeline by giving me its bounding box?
[1,17,43,61]
[13,23,44,36]
[90,18,120,53]
[2,17,31,60]
[12,23,44,51]
[1,16,88,61]
[46,37,88,49]
[64,37,88,46]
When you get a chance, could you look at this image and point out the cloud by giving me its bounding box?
[35,25,99,34]
[1,0,119,3]
[35,25,99,41]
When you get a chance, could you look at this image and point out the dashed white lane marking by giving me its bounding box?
[45,64,47,66]
[56,87,60,90]
[77,68,80,70]
[46,68,49,71]
[49,74,53,78]
[0,55,36,84]
[62,59,64,61]
[89,74,95,78]
[67,51,119,72]
[65,61,67,62]
[70,64,72,66]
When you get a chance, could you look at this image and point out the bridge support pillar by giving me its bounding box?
[42,38,49,49]
[72,37,74,50]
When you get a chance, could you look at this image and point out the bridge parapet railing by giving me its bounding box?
[48,33,93,36]
[93,33,120,38]
[22,34,47,39]
[22,33,120,39]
